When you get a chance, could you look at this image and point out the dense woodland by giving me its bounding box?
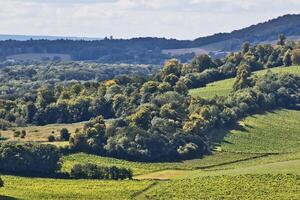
[0,14,299,64]
[0,36,300,163]
[0,63,160,99]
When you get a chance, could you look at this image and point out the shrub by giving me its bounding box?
[70,163,132,180]
[48,135,56,142]
[0,142,61,176]
[0,176,3,187]
[20,130,26,139]
[60,128,70,141]
[13,130,21,138]
[291,49,300,65]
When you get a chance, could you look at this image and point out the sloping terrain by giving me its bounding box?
[189,65,300,99]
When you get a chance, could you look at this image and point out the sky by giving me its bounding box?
[1,0,300,40]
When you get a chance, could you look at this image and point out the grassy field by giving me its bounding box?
[219,109,300,154]
[0,176,154,200]
[0,122,84,143]
[61,152,261,176]
[189,65,300,99]
[138,174,300,200]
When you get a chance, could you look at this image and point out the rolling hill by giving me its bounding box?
[1,14,300,64]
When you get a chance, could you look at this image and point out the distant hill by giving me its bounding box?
[0,14,299,64]
[192,14,300,50]
[0,34,102,41]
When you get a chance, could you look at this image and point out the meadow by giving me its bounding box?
[0,176,154,200]
[189,65,300,99]
[0,122,84,143]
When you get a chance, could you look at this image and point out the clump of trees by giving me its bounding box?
[70,163,132,180]
[0,142,61,176]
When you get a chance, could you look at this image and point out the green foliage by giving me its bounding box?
[277,34,286,46]
[233,64,252,91]
[191,54,216,72]
[48,135,56,142]
[0,142,61,175]
[70,163,132,180]
[70,116,106,154]
[189,65,300,99]
[292,49,300,65]
[0,176,3,188]
[59,128,70,141]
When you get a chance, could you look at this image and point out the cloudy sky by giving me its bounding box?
[1,0,300,39]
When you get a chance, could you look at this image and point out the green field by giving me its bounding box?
[139,174,300,200]
[189,65,300,99]
[0,176,154,200]
[219,109,300,154]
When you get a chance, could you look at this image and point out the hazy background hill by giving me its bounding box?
[1,14,300,64]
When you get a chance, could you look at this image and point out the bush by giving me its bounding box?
[0,142,61,176]
[13,130,21,138]
[60,128,70,141]
[0,176,3,187]
[20,130,26,139]
[70,163,132,180]
[48,135,56,142]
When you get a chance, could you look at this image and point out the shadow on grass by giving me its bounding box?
[0,195,19,200]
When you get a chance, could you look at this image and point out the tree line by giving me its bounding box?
[0,142,132,180]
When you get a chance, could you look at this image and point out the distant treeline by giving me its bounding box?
[1,14,300,64]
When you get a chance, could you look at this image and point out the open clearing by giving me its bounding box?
[1,122,84,143]
[189,65,300,99]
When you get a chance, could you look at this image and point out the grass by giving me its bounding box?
[0,176,154,200]
[219,109,300,154]
[0,122,84,142]
[61,152,261,176]
[139,174,300,200]
[189,65,300,99]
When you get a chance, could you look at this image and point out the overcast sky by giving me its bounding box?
[1,0,300,39]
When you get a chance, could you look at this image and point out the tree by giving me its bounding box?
[20,130,26,139]
[242,42,250,54]
[0,142,61,175]
[191,54,215,72]
[60,128,70,141]
[233,64,252,91]
[161,59,181,79]
[283,49,292,66]
[0,176,3,188]
[70,116,106,154]
[291,49,300,65]
[25,102,37,123]
[48,135,56,142]
[277,34,286,46]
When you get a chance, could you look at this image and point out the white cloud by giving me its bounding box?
[0,0,299,39]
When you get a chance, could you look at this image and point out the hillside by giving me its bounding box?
[1,109,300,199]
[1,14,300,64]
[189,65,300,99]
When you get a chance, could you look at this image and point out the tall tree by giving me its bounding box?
[242,42,250,54]
[233,64,252,91]
[277,34,286,46]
